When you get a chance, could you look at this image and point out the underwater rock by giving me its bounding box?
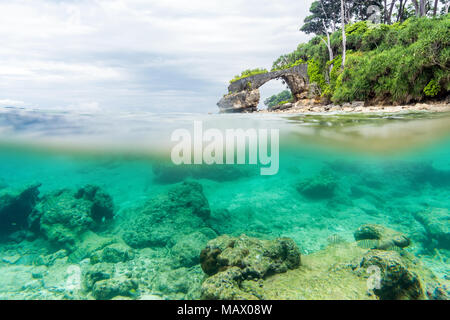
[359,250,424,300]
[122,181,211,248]
[171,229,217,268]
[200,235,301,278]
[0,183,41,238]
[413,208,450,250]
[34,249,68,267]
[199,235,301,300]
[92,277,138,300]
[296,170,338,199]
[152,163,256,184]
[34,185,114,251]
[354,224,411,250]
[90,243,135,264]
[153,266,203,299]
[201,267,260,300]
[83,262,115,291]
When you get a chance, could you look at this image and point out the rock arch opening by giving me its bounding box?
[217,64,309,113]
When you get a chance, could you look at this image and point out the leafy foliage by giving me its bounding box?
[264,90,293,108]
[230,68,268,84]
[273,15,450,104]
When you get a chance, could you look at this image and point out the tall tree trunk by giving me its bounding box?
[412,0,420,16]
[383,0,388,23]
[319,0,334,82]
[420,0,427,16]
[433,0,438,15]
[388,0,397,24]
[397,0,404,22]
[341,0,346,70]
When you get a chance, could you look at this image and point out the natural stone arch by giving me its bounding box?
[217,64,309,113]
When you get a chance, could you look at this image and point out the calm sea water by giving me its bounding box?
[0,106,449,299]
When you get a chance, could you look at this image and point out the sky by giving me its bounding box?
[0,0,313,114]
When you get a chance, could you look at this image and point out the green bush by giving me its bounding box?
[230,68,268,84]
[424,79,441,97]
[264,90,293,108]
[331,15,450,103]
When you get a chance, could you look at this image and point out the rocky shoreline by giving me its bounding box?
[259,101,450,114]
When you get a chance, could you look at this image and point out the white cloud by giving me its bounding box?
[0,0,311,113]
[0,99,28,107]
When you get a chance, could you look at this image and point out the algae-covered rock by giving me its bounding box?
[354,224,411,250]
[34,185,114,251]
[90,243,135,264]
[413,208,450,249]
[296,170,338,199]
[359,250,424,300]
[122,181,211,248]
[171,229,217,268]
[199,235,301,300]
[0,183,41,237]
[92,277,138,300]
[83,262,115,291]
[200,235,301,278]
[153,266,203,299]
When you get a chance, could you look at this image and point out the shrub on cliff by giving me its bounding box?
[230,68,268,84]
[272,15,450,104]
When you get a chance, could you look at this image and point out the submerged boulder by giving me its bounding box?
[413,208,450,250]
[33,185,114,251]
[296,170,338,199]
[200,235,301,300]
[0,183,41,238]
[359,250,424,300]
[122,181,211,249]
[354,224,411,250]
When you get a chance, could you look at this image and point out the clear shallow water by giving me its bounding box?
[0,106,449,299]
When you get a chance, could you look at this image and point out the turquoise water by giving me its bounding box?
[0,107,449,299]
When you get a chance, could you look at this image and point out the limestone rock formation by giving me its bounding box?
[217,90,260,113]
[218,65,309,113]
[200,235,301,299]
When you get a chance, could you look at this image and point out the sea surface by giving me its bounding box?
[0,106,449,299]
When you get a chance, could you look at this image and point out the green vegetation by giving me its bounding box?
[230,68,268,84]
[271,58,306,72]
[273,15,449,104]
[264,90,294,108]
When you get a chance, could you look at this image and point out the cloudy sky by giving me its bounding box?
[0,0,313,113]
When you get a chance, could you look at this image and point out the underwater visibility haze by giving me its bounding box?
[1,0,450,302]
[0,107,449,300]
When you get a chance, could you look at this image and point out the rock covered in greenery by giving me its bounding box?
[413,208,450,250]
[0,183,41,237]
[33,185,114,251]
[296,170,338,199]
[354,224,411,250]
[122,181,212,248]
[200,235,301,299]
[264,90,293,109]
